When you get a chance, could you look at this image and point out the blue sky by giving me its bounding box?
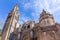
[0,0,60,29]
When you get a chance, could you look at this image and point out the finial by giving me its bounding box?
[42,9,46,13]
[14,3,18,8]
[13,3,19,11]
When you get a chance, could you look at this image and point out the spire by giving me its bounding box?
[40,9,46,17]
[42,9,46,13]
[13,4,19,11]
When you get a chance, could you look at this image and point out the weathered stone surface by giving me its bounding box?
[1,4,60,40]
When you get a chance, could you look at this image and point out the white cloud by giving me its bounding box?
[20,13,31,24]
[31,12,40,23]
[23,3,32,10]
[22,0,60,13]
[20,16,31,24]
[31,0,60,21]
[19,0,60,23]
[21,16,31,22]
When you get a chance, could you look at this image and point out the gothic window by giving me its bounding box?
[44,20,50,25]
[6,15,12,23]
[47,20,50,24]
[27,25,30,29]
[7,15,12,19]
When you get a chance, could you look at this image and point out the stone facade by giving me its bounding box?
[1,4,60,40]
[1,4,19,40]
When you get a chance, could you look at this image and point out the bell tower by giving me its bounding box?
[39,9,55,27]
[2,4,19,40]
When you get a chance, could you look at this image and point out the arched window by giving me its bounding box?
[47,20,50,24]
[27,25,30,29]
[44,20,50,25]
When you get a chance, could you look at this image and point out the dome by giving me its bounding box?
[39,9,55,27]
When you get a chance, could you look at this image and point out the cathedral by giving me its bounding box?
[1,4,60,40]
